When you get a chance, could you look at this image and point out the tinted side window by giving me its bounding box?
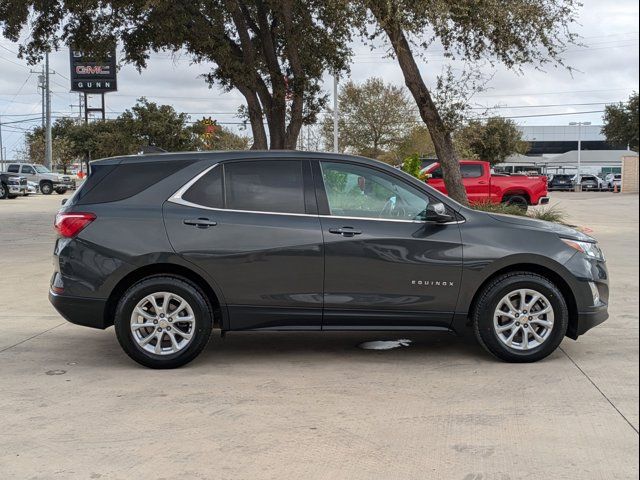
[429,167,443,179]
[182,166,223,208]
[7,165,19,173]
[461,164,483,178]
[22,166,35,174]
[76,160,194,205]
[224,160,305,214]
[320,162,429,221]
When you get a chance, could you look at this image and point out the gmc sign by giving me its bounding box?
[69,47,118,93]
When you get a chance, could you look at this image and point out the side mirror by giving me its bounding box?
[423,202,453,223]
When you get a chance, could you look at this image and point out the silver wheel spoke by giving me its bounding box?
[521,330,530,350]
[505,327,519,346]
[531,318,553,328]
[496,321,516,333]
[130,291,197,356]
[132,322,155,330]
[135,307,155,321]
[526,294,541,311]
[533,305,552,316]
[167,331,180,352]
[154,332,164,354]
[529,327,545,343]
[139,332,156,346]
[519,290,527,310]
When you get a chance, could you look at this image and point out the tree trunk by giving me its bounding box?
[370,5,469,205]
[238,86,268,149]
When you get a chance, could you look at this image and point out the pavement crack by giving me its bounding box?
[0,322,66,354]
[560,346,639,435]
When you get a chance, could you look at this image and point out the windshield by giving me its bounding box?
[34,165,51,173]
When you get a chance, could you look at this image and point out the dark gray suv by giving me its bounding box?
[49,152,609,368]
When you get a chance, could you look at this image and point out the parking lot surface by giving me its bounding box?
[1,192,638,479]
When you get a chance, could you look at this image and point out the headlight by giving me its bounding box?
[561,238,605,261]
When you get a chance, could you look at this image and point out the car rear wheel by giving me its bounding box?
[55,188,67,194]
[0,183,7,199]
[473,272,568,362]
[114,275,213,369]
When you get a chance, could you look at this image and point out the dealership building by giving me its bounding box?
[496,125,637,176]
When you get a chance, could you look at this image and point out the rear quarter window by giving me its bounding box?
[75,160,194,205]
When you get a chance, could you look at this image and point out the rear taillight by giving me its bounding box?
[54,212,96,238]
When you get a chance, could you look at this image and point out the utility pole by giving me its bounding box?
[0,114,4,171]
[569,121,591,192]
[44,51,53,170]
[333,74,339,153]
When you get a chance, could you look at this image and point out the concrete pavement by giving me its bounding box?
[0,192,638,479]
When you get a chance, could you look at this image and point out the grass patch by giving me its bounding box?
[472,200,566,224]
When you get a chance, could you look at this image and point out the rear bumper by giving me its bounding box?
[8,184,27,194]
[49,290,110,329]
[538,196,550,205]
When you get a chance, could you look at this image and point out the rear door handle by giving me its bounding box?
[329,227,362,237]
[183,217,218,228]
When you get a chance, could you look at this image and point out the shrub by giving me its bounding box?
[472,200,566,224]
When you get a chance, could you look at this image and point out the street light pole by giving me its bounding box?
[333,74,339,153]
[569,121,591,192]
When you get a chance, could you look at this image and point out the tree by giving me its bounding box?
[457,117,529,165]
[602,93,639,151]
[322,77,415,159]
[0,1,355,150]
[192,118,251,150]
[394,125,436,162]
[362,0,580,204]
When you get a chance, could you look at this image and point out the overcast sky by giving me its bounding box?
[1,0,638,160]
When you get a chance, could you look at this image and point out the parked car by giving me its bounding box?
[422,160,549,209]
[547,174,575,191]
[573,174,605,191]
[24,181,39,196]
[4,163,75,195]
[0,171,27,199]
[605,173,622,191]
[50,152,608,368]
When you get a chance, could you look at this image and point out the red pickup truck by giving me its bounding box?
[423,160,549,208]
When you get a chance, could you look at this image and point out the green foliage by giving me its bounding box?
[401,154,422,179]
[472,201,566,224]
[322,77,415,160]
[394,125,436,161]
[0,0,357,149]
[22,98,248,163]
[602,92,639,151]
[457,117,529,164]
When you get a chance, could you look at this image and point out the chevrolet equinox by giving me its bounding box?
[49,152,609,368]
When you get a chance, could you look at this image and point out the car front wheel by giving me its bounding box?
[473,272,568,362]
[114,275,213,369]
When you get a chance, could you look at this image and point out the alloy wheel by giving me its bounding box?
[493,288,554,350]
[130,292,196,355]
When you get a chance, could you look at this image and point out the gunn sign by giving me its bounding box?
[69,48,118,93]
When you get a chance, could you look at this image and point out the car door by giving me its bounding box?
[460,163,488,203]
[163,158,324,331]
[314,160,463,330]
[19,165,37,182]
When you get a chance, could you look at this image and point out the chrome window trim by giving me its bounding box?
[167,164,465,225]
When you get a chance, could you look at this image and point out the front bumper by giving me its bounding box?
[570,305,609,339]
[49,290,109,329]
[7,184,27,194]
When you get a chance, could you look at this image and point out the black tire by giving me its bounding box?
[472,272,568,363]
[40,181,53,195]
[0,183,7,199]
[504,195,529,210]
[55,188,67,194]
[114,275,214,369]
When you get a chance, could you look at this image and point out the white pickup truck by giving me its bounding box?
[4,163,75,195]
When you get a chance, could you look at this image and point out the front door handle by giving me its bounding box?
[183,217,218,228]
[329,227,362,237]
